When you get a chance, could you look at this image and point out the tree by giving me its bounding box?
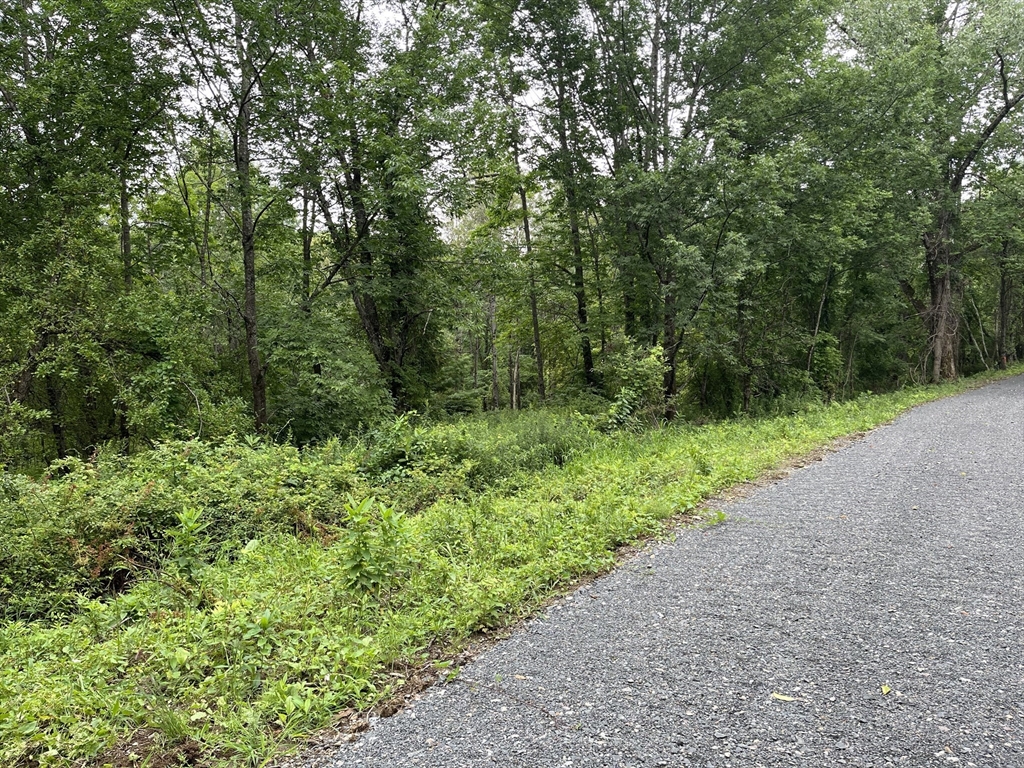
[839,0,1024,380]
[0,0,178,462]
[164,0,285,428]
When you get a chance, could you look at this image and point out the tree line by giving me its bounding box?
[2,0,1023,467]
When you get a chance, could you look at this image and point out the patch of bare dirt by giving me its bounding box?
[89,729,204,768]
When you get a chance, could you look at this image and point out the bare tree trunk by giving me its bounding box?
[509,348,521,410]
[487,294,500,410]
[119,163,132,291]
[234,9,267,429]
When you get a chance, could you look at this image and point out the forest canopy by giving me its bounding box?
[2,0,1023,468]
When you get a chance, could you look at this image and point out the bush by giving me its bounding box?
[358,410,600,512]
[0,408,603,620]
[0,439,363,620]
[597,336,669,430]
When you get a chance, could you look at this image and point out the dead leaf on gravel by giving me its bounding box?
[770,692,806,702]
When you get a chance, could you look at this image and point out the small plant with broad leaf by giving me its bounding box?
[167,506,210,590]
[337,496,407,596]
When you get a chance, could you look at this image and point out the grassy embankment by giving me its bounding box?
[1,366,1020,766]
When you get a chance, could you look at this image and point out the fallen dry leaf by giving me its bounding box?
[770,692,802,702]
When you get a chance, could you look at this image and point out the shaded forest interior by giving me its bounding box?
[2,0,1024,468]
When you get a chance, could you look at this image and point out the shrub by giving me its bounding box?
[0,440,363,620]
[358,410,600,512]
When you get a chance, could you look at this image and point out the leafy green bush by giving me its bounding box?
[358,410,600,512]
[597,335,669,430]
[0,407,603,620]
[0,439,363,620]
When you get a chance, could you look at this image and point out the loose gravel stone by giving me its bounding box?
[312,375,1024,768]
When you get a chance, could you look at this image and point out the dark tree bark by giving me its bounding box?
[119,163,132,291]
[662,281,679,417]
[234,9,267,429]
[997,240,1013,370]
[553,66,596,389]
[923,208,960,382]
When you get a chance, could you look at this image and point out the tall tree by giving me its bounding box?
[164,0,284,427]
[839,0,1024,380]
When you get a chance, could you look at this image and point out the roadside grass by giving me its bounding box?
[1,366,1019,766]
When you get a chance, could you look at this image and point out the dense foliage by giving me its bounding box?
[0,410,597,619]
[2,0,1023,467]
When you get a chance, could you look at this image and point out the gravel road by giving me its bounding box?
[321,376,1024,768]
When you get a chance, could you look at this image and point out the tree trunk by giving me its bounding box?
[918,73,1024,380]
[571,235,596,388]
[234,9,267,429]
[966,291,989,368]
[509,94,546,402]
[509,348,521,410]
[806,262,833,375]
[528,273,545,401]
[587,216,606,353]
[315,132,406,404]
[201,134,214,289]
[554,68,596,389]
[517,175,545,402]
[119,164,132,291]
[662,281,678,419]
[997,240,1012,370]
[487,294,500,410]
[301,190,313,303]
[924,206,962,382]
[300,190,322,377]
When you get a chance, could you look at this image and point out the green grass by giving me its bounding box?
[0,366,1020,767]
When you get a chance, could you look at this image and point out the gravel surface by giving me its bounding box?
[319,376,1024,768]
